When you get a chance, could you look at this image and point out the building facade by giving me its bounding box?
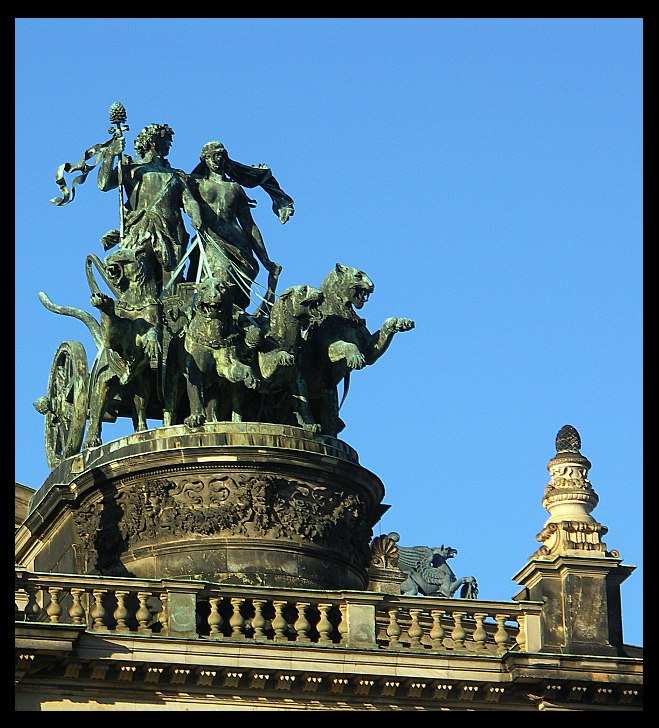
[14,423,642,711]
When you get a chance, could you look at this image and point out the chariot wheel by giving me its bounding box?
[43,340,89,470]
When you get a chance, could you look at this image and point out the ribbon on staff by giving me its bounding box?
[50,137,115,206]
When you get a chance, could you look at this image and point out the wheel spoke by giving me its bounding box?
[44,341,89,470]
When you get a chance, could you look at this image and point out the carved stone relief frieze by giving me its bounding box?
[71,471,373,573]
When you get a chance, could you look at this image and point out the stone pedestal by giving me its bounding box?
[512,425,636,656]
[16,423,388,591]
[513,554,634,655]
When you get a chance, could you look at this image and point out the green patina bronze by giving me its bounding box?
[35,103,415,467]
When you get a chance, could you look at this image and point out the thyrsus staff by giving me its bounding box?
[108,102,129,241]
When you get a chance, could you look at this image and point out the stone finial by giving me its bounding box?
[531,426,611,559]
[555,424,581,454]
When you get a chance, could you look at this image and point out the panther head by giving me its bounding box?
[320,263,375,314]
[193,276,236,320]
[103,247,149,293]
[267,285,324,346]
[272,285,324,329]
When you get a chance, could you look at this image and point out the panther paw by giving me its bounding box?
[184,413,206,428]
[301,421,322,434]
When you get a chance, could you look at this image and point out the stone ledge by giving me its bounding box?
[29,423,362,515]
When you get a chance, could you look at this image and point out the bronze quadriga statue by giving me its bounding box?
[37,103,415,462]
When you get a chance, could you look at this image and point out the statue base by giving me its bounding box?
[17,423,388,591]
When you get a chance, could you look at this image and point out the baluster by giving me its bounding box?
[158,592,169,636]
[407,608,424,650]
[46,586,63,623]
[293,602,311,643]
[451,611,467,649]
[386,607,402,648]
[272,600,288,642]
[251,599,267,640]
[317,603,333,644]
[90,589,108,631]
[24,585,41,621]
[338,603,348,645]
[13,588,19,619]
[429,609,446,650]
[136,592,152,634]
[515,613,527,651]
[229,598,246,639]
[494,614,510,654]
[15,583,27,620]
[472,612,488,651]
[69,588,86,625]
[114,590,130,632]
[208,597,224,640]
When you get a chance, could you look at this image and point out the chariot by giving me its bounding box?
[36,257,198,471]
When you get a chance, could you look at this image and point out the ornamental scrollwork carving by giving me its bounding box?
[71,503,102,571]
[72,490,132,573]
[532,519,609,559]
[543,465,594,500]
[71,472,373,568]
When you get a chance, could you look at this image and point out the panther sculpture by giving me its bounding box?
[39,247,161,449]
[254,284,324,431]
[302,263,415,436]
[182,276,261,427]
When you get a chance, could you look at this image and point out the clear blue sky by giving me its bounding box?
[15,18,643,647]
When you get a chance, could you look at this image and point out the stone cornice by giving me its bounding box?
[15,626,643,710]
[512,554,636,586]
[29,423,364,514]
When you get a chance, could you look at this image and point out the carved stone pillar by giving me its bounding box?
[512,425,635,656]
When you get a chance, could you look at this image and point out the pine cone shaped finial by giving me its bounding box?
[555,424,581,454]
[109,101,127,125]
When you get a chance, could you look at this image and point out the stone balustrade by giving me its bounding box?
[375,596,542,654]
[15,568,543,654]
